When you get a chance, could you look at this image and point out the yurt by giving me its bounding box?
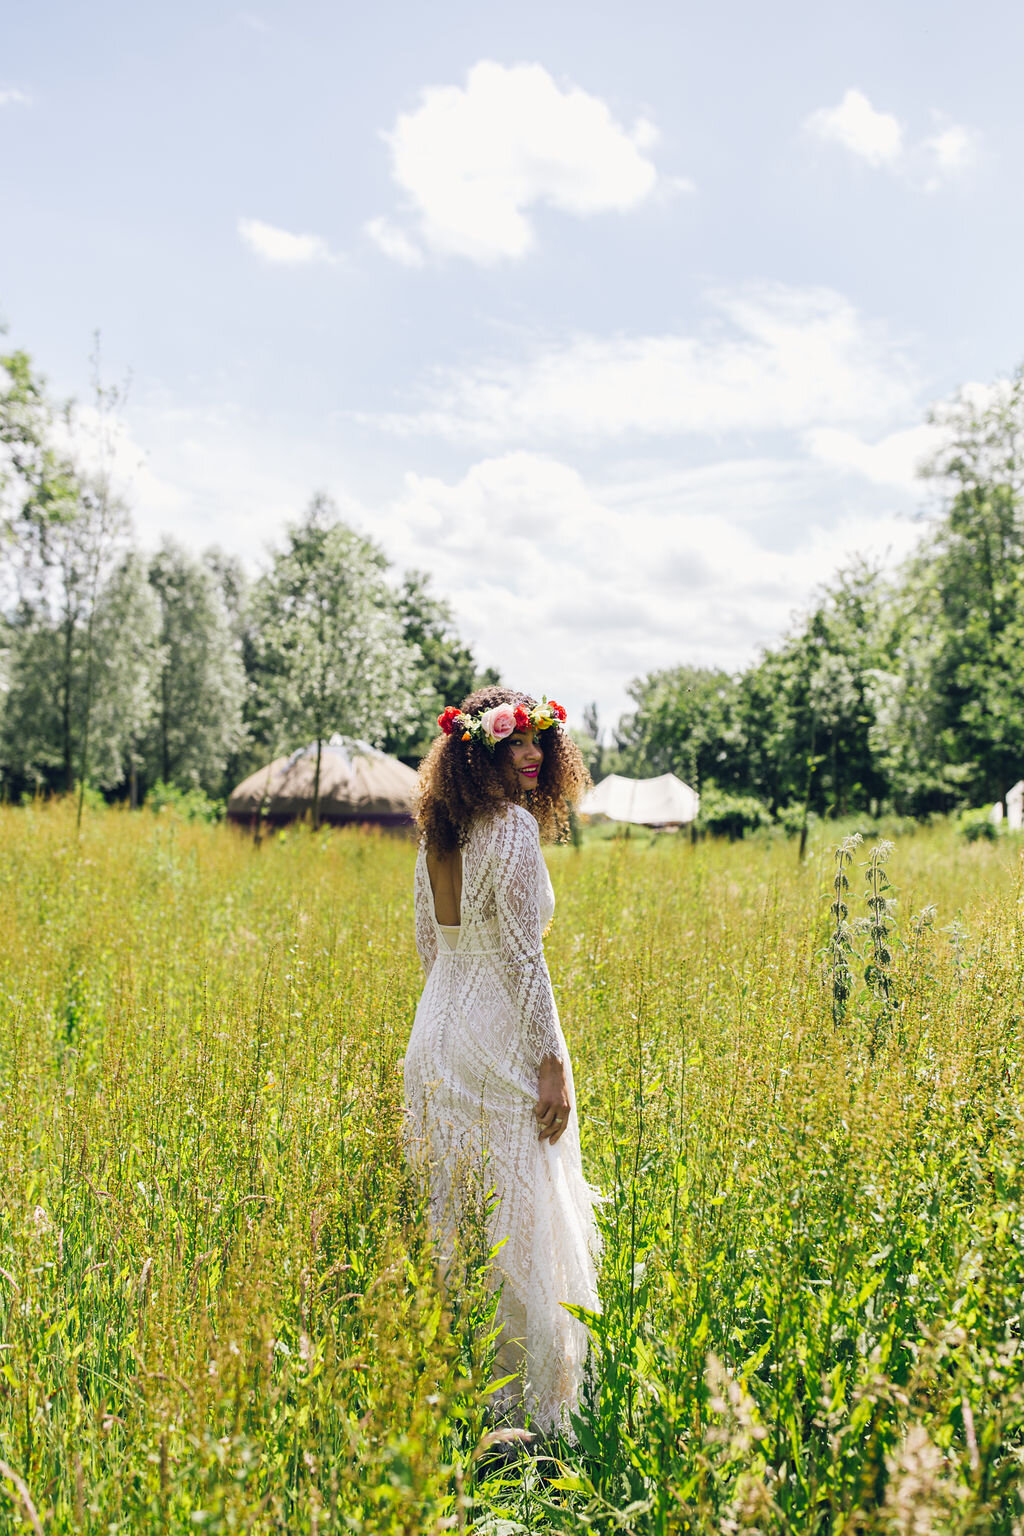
[580,772,699,828]
[228,735,418,828]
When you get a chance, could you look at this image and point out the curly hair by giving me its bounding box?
[415,685,591,854]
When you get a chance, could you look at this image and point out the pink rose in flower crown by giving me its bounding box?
[479,704,517,743]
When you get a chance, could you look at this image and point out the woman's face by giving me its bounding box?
[506,729,543,793]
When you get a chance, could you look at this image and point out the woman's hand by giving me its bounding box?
[536,1054,571,1145]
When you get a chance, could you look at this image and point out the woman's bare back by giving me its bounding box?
[425,848,462,927]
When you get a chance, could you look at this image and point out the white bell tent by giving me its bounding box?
[580,772,700,827]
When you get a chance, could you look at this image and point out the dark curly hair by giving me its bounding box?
[416,685,591,854]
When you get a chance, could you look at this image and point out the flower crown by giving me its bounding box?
[437,696,567,750]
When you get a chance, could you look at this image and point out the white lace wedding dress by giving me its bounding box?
[404,802,601,1434]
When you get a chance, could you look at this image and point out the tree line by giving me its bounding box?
[0,344,496,810]
[604,367,1024,831]
[4,326,1022,829]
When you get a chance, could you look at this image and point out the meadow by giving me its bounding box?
[0,804,1022,1535]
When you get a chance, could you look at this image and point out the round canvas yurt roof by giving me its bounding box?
[228,735,418,825]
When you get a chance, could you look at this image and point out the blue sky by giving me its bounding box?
[2,0,1022,728]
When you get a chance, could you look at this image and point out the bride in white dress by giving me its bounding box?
[404,687,601,1436]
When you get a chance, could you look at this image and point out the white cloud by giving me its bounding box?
[237,217,334,265]
[376,450,924,722]
[123,399,353,555]
[805,88,904,166]
[47,404,193,540]
[925,124,974,173]
[921,121,979,188]
[365,284,917,442]
[805,89,979,188]
[0,87,31,107]
[805,423,943,490]
[364,216,423,268]
[372,60,664,264]
[73,390,933,728]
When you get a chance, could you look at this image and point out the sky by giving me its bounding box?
[2,0,1023,731]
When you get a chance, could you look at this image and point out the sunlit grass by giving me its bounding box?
[1,803,1022,1532]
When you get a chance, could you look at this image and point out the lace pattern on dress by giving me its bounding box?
[404,802,601,1435]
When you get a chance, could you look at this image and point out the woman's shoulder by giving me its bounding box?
[477,801,539,851]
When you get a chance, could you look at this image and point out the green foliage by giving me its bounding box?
[2,346,495,806]
[775,800,817,838]
[2,808,1022,1531]
[244,495,428,814]
[143,539,247,796]
[145,779,225,822]
[387,569,499,758]
[0,347,78,539]
[0,446,144,798]
[74,780,107,813]
[618,371,1024,820]
[824,831,862,1028]
[958,806,1001,841]
[697,786,771,839]
[617,665,739,788]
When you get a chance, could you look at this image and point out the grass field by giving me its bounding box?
[1,804,1022,1534]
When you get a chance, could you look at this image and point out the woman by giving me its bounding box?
[404,685,601,1437]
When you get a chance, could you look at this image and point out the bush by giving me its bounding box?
[958,806,1000,841]
[698,787,772,840]
[146,780,225,824]
[775,802,817,838]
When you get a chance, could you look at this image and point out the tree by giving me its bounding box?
[0,343,161,805]
[0,348,77,558]
[616,666,741,791]
[1,548,159,796]
[386,569,498,759]
[916,368,1024,802]
[143,539,246,795]
[85,553,161,797]
[246,495,426,826]
[0,470,131,796]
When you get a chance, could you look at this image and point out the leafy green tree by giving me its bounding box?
[617,563,891,821]
[0,345,164,804]
[142,539,246,796]
[616,666,741,791]
[85,552,161,796]
[386,570,498,759]
[1,548,159,795]
[203,546,249,643]
[733,562,891,818]
[0,348,77,555]
[0,470,130,794]
[915,367,1024,803]
[246,495,425,826]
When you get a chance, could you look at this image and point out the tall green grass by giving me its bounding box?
[0,804,1021,1533]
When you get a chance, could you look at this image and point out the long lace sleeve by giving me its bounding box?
[492,807,563,1070]
[413,848,438,981]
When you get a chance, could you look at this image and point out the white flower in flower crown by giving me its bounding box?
[479,704,517,743]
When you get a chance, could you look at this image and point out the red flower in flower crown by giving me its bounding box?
[548,700,567,722]
[513,705,530,731]
[438,706,461,736]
